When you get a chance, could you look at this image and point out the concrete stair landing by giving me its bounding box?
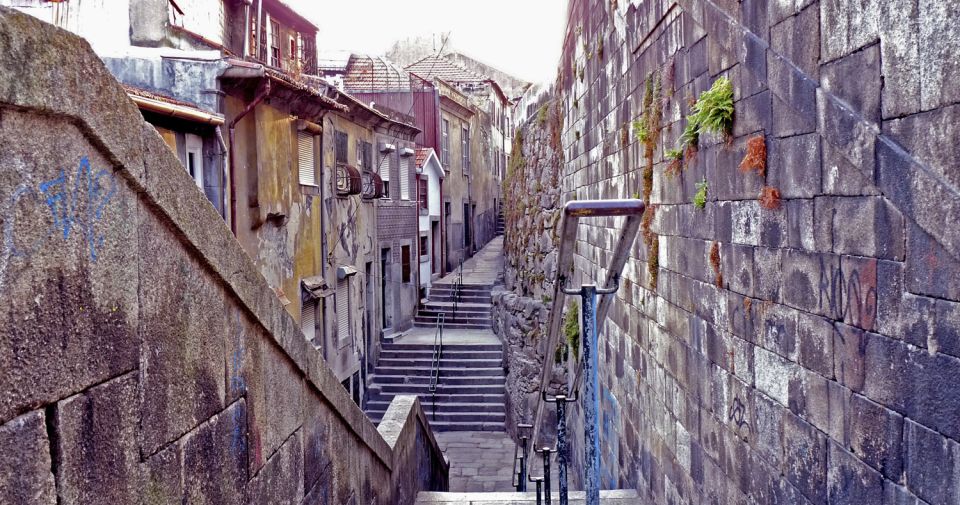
[416,490,641,504]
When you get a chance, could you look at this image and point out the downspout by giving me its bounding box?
[214,126,229,220]
[242,0,251,57]
[255,0,263,59]
[227,79,271,236]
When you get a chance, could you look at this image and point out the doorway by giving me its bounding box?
[380,248,392,330]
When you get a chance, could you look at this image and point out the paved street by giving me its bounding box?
[435,431,562,493]
[437,236,504,286]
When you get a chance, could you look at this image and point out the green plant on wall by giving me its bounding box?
[538,105,549,125]
[694,178,708,209]
[564,301,580,361]
[665,148,684,177]
[690,76,734,137]
[633,119,650,144]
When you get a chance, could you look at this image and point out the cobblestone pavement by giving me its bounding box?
[434,431,561,492]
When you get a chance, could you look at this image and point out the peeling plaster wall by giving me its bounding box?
[504,0,960,503]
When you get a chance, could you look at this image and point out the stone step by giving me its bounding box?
[372,366,504,377]
[370,383,506,395]
[368,410,505,424]
[414,316,492,325]
[378,350,503,360]
[381,343,502,352]
[417,306,492,315]
[415,490,641,504]
[367,400,504,414]
[376,358,502,368]
[412,322,492,330]
[372,374,502,385]
[426,294,491,304]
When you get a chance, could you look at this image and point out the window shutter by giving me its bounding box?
[336,278,349,342]
[298,132,315,185]
[400,156,410,200]
[300,298,316,341]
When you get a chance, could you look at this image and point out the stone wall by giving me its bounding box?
[0,8,447,505]
[503,0,960,503]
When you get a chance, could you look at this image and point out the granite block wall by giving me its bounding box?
[501,0,960,503]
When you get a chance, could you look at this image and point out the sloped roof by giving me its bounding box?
[405,55,488,84]
[415,147,432,168]
[344,55,412,92]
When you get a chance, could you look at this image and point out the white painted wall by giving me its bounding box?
[418,151,444,287]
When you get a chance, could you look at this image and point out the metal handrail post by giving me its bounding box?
[543,392,577,505]
[564,285,601,505]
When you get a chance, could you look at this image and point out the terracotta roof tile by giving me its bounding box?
[344,55,412,92]
[405,55,488,84]
[415,147,433,168]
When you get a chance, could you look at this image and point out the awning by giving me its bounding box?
[337,266,358,280]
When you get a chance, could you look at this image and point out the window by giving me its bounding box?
[185,133,203,189]
[463,202,471,248]
[461,126,470,173]
[288,35,298,71]
[401,245,411,283]
[269,19,281,67]
[300,297,317,341]
[356,140,372,170]
[399,155,410,200]
[379,153,391,199]
[335,131,348,165]
[418,177,428,212]
[336,277,350,345]
[297,131,316,186]
[441,119,450,167]
[420,235,429,259]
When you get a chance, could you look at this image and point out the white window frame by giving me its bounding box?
[399,155,410,200]
[185,133,204,189]
[297,131,317,186]
[336,277,351,348]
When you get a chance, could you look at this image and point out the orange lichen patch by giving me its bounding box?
[641,204,657,245]
[684,142,699,165]
[740,135,767,176]
[743,297,752,313]
[709,241,722,288]
[759,186,781,210]
[665,156,683,178]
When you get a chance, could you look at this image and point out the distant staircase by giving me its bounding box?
[495,210,505,236]
[365,340,506,431]
[414,283,492,329]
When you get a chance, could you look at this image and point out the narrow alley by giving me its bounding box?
[1,1,959,505]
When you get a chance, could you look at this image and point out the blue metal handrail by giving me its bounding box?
[524,199,644,505]
[428,312,445,420]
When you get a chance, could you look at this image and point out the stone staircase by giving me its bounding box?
[495,211,505,236]
[415,283,493,330]
[365,341,506,431]
[416,490,641,504]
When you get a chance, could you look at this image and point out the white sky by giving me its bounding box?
[290,0,570,84]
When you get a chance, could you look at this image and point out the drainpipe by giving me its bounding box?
[214,126,229,220]
[255,0,263,59]
[242,0,251,57]
[227,79,271,236]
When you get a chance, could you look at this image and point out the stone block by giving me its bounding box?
[181,400,248,505]
[797,312,835,379]
[786,199,816,251]
[827,442,884,505]
[782,250,842,319]
[753,247,783,303]
[783,413,827,505]
[141,443,182,505]
[768,0,818,26]
[53,372,139,505]
[822,141,879,196]
[767,52,819,137]
[755,346,799,407]
[847,393,903,480]
[882,480,929,505]
[904,419,960,505]
[818,91,876,185]
[903,222,960,302]
[879,0,922,118]
[751,393,784,466]
[935,299,960,358]
[833,323,866,393]
[768,133,821,199]
[755,302,799,361]
[788,368,831,431]
[0,110,139,423]
[840,255,878,332]
[883,103,960,196]
[833,197,905,260]
[771,3,820,78]
[247,430,304,505]
[733,90,772,138]
[821,44,882,124]
[819,0,881,63]
[138,209,226,456]
[722,243,754,297]
[918,0,960,110]
[812,197,835,251]
[0,411,56,505]
[705,138,764,202]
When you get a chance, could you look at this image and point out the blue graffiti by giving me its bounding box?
[601,386,620,489]
[2,156,116,264]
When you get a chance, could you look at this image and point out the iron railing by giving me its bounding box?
[452,258,464,321]
[428,312,445,419]
[517,199,644,505]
